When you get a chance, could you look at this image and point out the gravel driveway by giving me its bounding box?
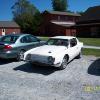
[0,56,100,100]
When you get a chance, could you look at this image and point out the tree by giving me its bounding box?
[52,0,68,11]
[11,0,42,34]
[77,11,84,15]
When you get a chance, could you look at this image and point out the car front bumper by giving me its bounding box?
[24,54,62,67]
[25,59,61,67]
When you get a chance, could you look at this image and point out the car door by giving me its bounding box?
[20,35,40,51]
[27,35,40,49]
[68,38,78,60]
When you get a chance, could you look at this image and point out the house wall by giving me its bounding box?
[5,28,20,34]
[0,28,20,35]
[66,28,76,36]
[77,26,91,37]
[44,13,80,22]
[40,23,76,36]
[76,25,100,37]
[40,13,80,36]
[0,29,2,35]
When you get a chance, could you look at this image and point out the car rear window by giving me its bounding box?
[0,35,19,43]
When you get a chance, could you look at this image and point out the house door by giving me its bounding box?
[2,29,5,35]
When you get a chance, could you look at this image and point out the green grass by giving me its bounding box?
[78,38,100,46]
[39,37,49,41]
[82,48,100,57]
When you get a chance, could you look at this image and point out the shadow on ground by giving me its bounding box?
[0,58,16,65]
[13,63,59,75]
[88,58,100,76]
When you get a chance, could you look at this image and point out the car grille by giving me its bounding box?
[30,54,48,63]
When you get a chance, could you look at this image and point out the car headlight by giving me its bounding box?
[26,54,31,61]
[48,56,55,64]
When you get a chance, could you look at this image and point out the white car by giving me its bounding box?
[24,36,83,69]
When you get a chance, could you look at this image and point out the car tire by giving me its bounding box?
[17,50,25,61]
[59,56,68,70]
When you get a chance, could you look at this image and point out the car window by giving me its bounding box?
[20,36,29,43]
[20,36,27,43]
[28,35,39,42]
[0,35,19,43]
[47,39,68,46]
[70,38,77,47]
[20,35,39,43]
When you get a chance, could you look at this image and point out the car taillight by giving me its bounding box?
[4,45,12,50]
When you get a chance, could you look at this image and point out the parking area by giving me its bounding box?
[0,56,100,100]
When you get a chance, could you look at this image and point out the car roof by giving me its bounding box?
[50,36,76,40]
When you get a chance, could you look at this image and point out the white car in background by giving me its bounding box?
[24,36,83,69]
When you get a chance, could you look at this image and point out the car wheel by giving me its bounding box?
[59,56,68,70]
[17,50,25,61]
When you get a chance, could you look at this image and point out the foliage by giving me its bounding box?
[11,0,42,34]
[52,0,68,11]
[76,11,84,15]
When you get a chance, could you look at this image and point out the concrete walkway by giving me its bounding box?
[84,45,100,49]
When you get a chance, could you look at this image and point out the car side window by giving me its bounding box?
[28,35,39,42]
[20,35,39,43]
[20,36,30,43]
[70,38,77,47]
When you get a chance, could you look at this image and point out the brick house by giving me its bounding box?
[39,11,81,36]
[0,21,20,36]
[76,6,100,37]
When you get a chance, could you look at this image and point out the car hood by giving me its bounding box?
[25,45,67,56]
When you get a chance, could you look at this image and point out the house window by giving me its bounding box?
[57,16,68,21]
[68,17,74,21]
[58,16,60,20]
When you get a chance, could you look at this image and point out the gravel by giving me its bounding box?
[0,56,100,100]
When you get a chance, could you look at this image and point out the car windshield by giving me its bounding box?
[46,38,69,46]
[0,35,19,43]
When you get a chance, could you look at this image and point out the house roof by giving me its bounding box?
[75,22,100,27]
[51,36,76,39]
[0,21,20,28]
[51,20,75,25]
[79,6,100,22]
[51,21,75,27]
[43,10,81,17]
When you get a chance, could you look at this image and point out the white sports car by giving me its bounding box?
[24,36,83,69]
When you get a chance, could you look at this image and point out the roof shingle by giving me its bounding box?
[79,6,100,21]
[0,21,20,28]
[43,10,81,17]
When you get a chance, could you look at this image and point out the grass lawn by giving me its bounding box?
[82,48,100,57]
[39,37,49,41]
[78,38,100,46]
